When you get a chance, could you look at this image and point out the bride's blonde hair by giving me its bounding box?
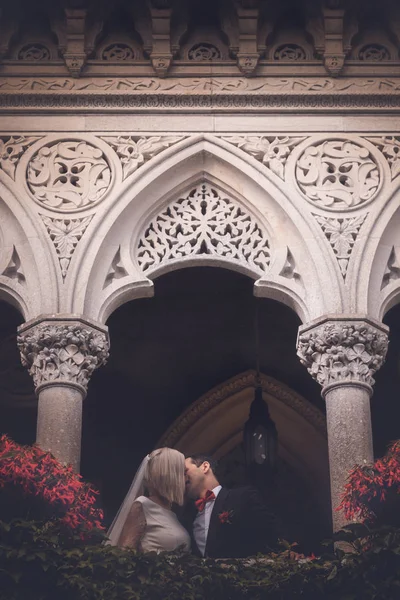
[144,448,185,506]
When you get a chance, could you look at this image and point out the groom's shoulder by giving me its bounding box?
[224,485,260,500]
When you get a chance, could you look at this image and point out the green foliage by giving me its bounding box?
[2,520,400,600]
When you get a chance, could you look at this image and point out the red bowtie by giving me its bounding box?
[195,490,216,512]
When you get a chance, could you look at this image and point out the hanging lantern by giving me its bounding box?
[244,380,278,475]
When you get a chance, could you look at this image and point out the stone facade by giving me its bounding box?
[0,0,400,531]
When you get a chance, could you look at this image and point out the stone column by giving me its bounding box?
[297,316,388,531]
[17,315,109,472]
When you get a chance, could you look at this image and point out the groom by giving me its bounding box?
[184,454,279,558]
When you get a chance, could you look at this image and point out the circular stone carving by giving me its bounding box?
[295,139,380,210]
[358,44,390,62]
[27,140,111,211]
[273,44,306,61]
[188,43,221,61]
[102,44,135,61]
[18,43,51,61]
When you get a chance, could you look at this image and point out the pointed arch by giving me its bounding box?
[69,134,342,323]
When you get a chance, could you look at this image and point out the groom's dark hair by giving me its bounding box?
[188,454,219,478]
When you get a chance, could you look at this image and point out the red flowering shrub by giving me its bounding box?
[0,435,104,536]
[338,440,400,525]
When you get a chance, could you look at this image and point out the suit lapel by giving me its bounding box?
[205,487,229,556]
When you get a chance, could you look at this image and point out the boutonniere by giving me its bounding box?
[218,509,234,524]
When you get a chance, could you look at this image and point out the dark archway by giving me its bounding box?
[82,267,325,543]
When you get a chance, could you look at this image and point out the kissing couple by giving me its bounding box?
[107,447,279,558]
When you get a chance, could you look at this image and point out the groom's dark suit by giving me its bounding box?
[189,486,279,558]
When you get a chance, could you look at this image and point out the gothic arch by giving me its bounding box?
[158,369,329,509]
[70,134,342,323]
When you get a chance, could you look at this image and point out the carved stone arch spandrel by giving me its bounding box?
[71,135,341,323]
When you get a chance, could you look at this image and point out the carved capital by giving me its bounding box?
[237,53,259,76]
[150,54,172,77]
[297,317,388,390]
[323,53,345,77]
[17,317,109,395]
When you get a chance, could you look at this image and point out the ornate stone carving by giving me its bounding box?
[237,54,259,75]
[381,246,400,289]
[27,140,111,211]
[274,44,306,61]
[221,135,305,179]
[296,140,380,210]
[0,136,39,180]
[64,54,86,78]
[1,77,400,113]
[102,44,135,61]
[17,321,109,394]
[102,135,183,179]
[137,182,270,276]
[366,136,400,180]
[2,246,25,284]
[279,248,301,284]
[359,45,390,62]
[188,43,221,60]
[314,214,367,278]
[297,320,388,388]
[323,54,345,77]
[41,215,92,280]
[151,54,172,77]
[18,44,51,61]
[103,247,129,288]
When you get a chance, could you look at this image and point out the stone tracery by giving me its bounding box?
[137,183,271,277]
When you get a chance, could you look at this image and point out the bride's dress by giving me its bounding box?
[135,496,190,553]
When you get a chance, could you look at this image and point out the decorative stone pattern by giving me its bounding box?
[102,135,183,180]
[273,45,307,61]
[137,183,270,276]
[359,45,390,62]
[221,135,305,179]
[381,247,400,289]
[41,215,92,280]
[296,140,380,210]
[0,136,39,180]
[27,140,111,211]
[17,321,109,394]
[188,43,221,60]
[102,44,135,61]
[314,214,367,278]
[366,136,400,179]
[18,44,51,61]
[297,320,388,388]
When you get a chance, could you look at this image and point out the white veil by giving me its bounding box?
[106,454,150,546]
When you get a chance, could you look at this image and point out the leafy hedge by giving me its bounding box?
[1,520,400,600]
[2,436,400,599]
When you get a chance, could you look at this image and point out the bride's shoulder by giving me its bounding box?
[134,496,148,504]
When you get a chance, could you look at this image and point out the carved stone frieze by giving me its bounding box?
[41,215,92,280]
[26,140,111,212]
[1,77,400,112]
[366,136,400,180]
[0,136,39,180]
[137,182,270,276]
[296,140,380,210]
[102,135,184,179]
[17,319,109,394]
[220,135,305,179]
[314,214,367,278]
[297,319,388,389]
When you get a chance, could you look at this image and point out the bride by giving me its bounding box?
[107,447,191,553]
